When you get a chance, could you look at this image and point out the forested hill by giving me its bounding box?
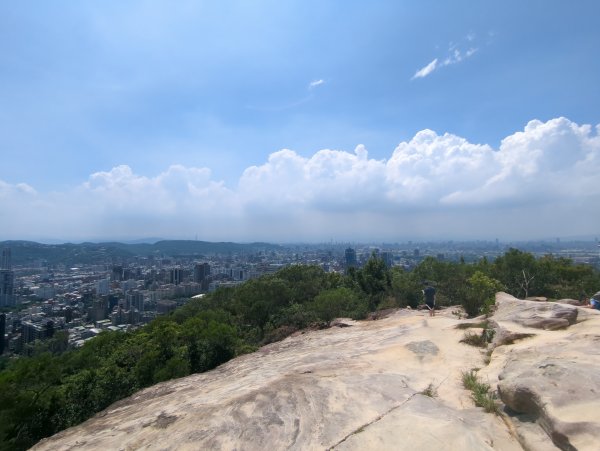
[0,240,282,266]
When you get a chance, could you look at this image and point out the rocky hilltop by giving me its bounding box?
[34,294,599,451]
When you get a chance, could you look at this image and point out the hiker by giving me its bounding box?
[422,283,436,317]
[583,292,600,310]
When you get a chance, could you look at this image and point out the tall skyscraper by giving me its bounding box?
[170,268,183,285]
[345,248,357,269]
[96,278,110,296]
[381,252,393,268]
[0,313,6,355]
[89,298,108,322]
[0,248,15,307]
[194,263,211,283]
[126,291,144,312]
[1,249,11,270]
[111,265,124,282]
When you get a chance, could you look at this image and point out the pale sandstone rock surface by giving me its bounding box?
[33,293,600,451]
[480,293,600,451]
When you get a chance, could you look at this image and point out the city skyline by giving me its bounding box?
[1,2,599,242]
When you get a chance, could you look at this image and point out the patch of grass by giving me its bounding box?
[455,321,488,330]
[483,349,493,366]
[461,370,499,414]
[451,309,466,319]
[460,325,495,348]
[462,369,481,391]
[482,328,495,343]
[460,331,487,347]
[420,383,438,398]
[497,333,535,346]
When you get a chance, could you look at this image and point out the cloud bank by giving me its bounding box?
[1,117,599,242]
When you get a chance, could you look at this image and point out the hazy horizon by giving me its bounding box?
[1,2,599,243]
[2,234,599,247]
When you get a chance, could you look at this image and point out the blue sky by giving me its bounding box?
[1,1,599,242]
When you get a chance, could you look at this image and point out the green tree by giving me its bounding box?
[352,254,391,309]
[275,303,318,329]
[312,287,366,325]
[492,248,537,298]
[390,267,421,308]
[183,316,238,373]
[231,276,293,337]
[412,257,474,306]
[276,265,341,304]
[463,271,504,317]
[0,353,64,450]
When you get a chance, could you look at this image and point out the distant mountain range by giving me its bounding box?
[0,240,282,266]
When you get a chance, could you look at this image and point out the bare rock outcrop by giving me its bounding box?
[33,293,600,451]
[481,293,600,450]
[33,309,519,451]
[492,294,578,330]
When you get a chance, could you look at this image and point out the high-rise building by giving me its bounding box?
[89,298,108,322]
[381,252,394,268]
[345,248,357,269]
[126,291,144,312]
[121,279,137,292]
[0,248,15,307]
[0,313,6,355]
[96,278,110,296]
[194,263,211,283]
[170,268,183,286]
[112,265,124,282]
[20,318,54,346]
[1,249,11,270]
[111,307,126,326]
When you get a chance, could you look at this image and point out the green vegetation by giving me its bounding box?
[420,383,438,398]
[495,332,535,347]
[461,370,499,414]
[463,271,503,317]
[459,321,495,348]
[1,249,598,449]
[460,329,494,348]
[455,321,489,330]
[491,248,599,299]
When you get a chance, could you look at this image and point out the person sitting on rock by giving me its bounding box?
[583,292,600,310]
[422,282,436,317]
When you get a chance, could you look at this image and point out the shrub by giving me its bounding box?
[462,272,504,317]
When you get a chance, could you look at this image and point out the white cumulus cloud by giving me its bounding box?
[0,117,599,241]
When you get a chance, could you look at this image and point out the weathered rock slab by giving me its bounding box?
[492,294,579,330]
[335,394,520,451]
[487,293,600,450]
[33,309,513,451]
[33,293,600,451]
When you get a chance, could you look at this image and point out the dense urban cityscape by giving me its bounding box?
[1,238,598,357]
